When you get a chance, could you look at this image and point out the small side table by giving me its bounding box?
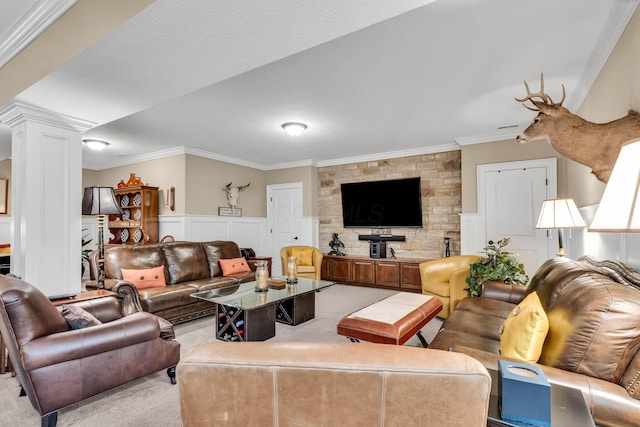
[50,289,117,306]
[247,256,272,277]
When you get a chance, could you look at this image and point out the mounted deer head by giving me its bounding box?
[515,73,640,183]
[225,182,250,208]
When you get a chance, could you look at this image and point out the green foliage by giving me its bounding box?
[82,228,93,265]
[465,237,529,297]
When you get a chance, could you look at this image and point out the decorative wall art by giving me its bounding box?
[516,73,640,183]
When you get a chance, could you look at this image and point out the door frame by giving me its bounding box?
[266,182,304,274]
[473,158,557,260]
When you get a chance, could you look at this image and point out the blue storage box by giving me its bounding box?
[498,360,551,427]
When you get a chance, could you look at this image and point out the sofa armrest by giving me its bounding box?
[481,281,527,303]
[21,312,161,370]
[85,279,144,316]
[449,267,472,312]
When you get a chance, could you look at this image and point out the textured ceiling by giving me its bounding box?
[2,0,639,170]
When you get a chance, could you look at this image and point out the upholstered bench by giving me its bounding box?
[337,292,443,347]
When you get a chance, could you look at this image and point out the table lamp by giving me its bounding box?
[536,198,586,257]
[82,187,124,288]
[589,139,640,233]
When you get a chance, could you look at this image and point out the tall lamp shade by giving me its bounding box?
[536,198,586,257]
[589,139,640,232]
[82,187,123,288]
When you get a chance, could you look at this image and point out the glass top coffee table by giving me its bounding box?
[191,278,334,342]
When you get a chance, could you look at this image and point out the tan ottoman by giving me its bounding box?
[337,292,443,347]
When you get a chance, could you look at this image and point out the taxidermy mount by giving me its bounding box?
[515,73,640,183]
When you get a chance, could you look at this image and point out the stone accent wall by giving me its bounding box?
[318,150,461,260]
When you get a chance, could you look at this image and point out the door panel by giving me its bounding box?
[267,183,303,275]
[484,166,549,278]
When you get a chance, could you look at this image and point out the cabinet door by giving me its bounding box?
[321,259,331,280]
[353,260,375,284]
[400,263,422,290]
[332,258,352,282]
[375,262,399,286]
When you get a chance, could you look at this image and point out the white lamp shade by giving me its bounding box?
[589,139,640,232]
[536,198,586,229]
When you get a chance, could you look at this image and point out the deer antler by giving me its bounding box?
[515,73,566,111]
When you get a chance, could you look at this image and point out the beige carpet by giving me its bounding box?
[0,285,442,426]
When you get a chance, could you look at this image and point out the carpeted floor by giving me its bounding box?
[0,284,442,426]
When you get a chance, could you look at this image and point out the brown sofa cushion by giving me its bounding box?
[161,243,210,284]
[202,241,243,277]
[539,273,640,383]
[103,245,166,280]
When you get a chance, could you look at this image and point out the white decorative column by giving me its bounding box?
[0,102,93,297]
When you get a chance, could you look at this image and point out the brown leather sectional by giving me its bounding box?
[429,256,640,427]
[86,241,255,324]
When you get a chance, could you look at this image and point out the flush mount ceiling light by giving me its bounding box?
[83,139,109,151]
[281,122,307,136]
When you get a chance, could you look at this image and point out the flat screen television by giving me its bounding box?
[341,177,423,228]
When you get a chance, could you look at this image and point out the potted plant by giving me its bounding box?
[465,237,529,297]
[82,228,93,277]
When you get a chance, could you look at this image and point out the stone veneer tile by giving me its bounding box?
[318,150,461,260]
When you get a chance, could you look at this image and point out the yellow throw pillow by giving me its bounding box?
[500,291,549,363]
[291,247,313,266]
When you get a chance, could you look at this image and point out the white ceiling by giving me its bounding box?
[1,0,639,170]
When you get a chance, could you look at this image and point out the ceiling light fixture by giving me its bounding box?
[282,122,307,137]
[83,139,109,151]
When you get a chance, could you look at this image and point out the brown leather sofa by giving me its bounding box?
[178,341,492,426]
[429,256,640,427]
[0,275,180,427]
[87,241,256,324]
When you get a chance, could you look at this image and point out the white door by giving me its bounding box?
[480,159,556,277]
[267,183,303,276]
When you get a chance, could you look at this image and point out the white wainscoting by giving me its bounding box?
[157,215,268,255]
[571,205,640,270]
[459,213,483,256]
[462,207,640,271]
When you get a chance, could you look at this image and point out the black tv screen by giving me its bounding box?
[341,177,423,228]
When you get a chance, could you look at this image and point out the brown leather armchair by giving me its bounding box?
[419,255,481,318]
[280,246,323,280]
[0,275,180,427]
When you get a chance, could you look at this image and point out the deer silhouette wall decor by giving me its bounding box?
[515,73,640,183]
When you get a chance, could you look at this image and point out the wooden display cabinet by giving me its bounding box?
[108,186,159,244]
[322,254,430,292]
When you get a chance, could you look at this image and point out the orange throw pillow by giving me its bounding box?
[219,258,251,275]
[121,266,166,289]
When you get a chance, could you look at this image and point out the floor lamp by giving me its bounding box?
[536,198,586,257]
[589,139,640,233]
[82,187,124,288]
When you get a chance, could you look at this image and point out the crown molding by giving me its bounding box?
[83,143,462,171]
[0,0,78,68]
[0,101,95,131]
[566,0,640,112]
[316,143,461,167]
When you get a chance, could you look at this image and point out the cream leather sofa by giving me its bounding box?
[178,341,491,426]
